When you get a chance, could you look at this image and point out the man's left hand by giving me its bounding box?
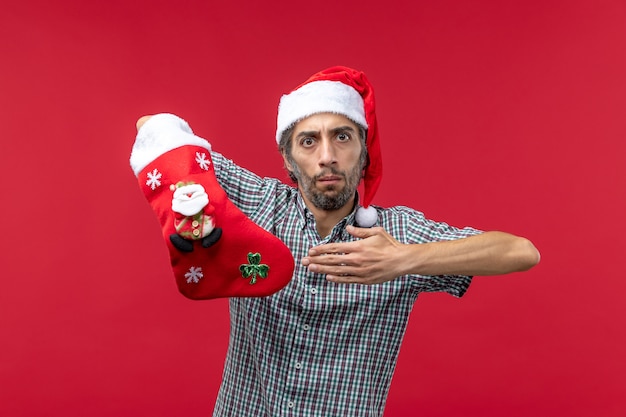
[301,225,408,285]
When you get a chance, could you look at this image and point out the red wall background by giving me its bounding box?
[1,0,624,416]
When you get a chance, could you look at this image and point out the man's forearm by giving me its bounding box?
[304,227,540,284]
[402,231,540,277]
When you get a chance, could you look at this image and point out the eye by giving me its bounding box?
[300,137,315,147]
[337,132,351,142]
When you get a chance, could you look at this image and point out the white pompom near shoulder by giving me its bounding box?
[355,206,378,227]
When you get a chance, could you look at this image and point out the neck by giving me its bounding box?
[301,192,356,238]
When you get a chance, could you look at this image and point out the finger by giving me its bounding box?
[305,260,354,275]
[346,225,381,239]
[305,255,350,265]
[136,115,153,131]
[326,274,370,284]
[303,254,353,267]
[308,243,351,256]
[326,274,354,283]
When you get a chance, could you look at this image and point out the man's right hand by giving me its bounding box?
[136,115,153,131]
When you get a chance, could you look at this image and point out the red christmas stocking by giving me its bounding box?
[130,113,294,299]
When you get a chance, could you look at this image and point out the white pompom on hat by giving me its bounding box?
[275,66,383,227]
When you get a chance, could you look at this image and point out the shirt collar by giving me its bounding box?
[295,191,361,233]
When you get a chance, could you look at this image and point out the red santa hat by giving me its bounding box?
[275,66,382,227]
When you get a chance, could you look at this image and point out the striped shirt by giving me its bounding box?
[211,152,481,417]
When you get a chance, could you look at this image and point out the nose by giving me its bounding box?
[318,138,337,167]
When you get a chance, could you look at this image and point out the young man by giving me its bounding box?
[133,66,539,416]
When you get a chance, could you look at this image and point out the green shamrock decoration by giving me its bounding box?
[239,252,270,285]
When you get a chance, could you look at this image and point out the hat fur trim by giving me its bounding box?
[130,113,211,176]
[276,80,367,144]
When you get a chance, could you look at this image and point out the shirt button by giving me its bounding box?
[295,362,302,369]
[192,229,201,237]
[192,220,199,227]
[310,287,317,295]
[287,401,295,408]
[302,324,310,331]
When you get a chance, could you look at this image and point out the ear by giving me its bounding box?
[281,150,294,173]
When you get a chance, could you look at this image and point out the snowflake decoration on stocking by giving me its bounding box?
[146,168,162,190]
[185,266,203,284]
[195,152,211,170]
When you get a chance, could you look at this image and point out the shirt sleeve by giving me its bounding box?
[382,206,482,298]
[210,151,273,218]
[209,151,295,235]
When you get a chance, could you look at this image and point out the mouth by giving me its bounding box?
[316,175,343,185]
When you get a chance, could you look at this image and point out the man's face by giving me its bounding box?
[283,113,365,211]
